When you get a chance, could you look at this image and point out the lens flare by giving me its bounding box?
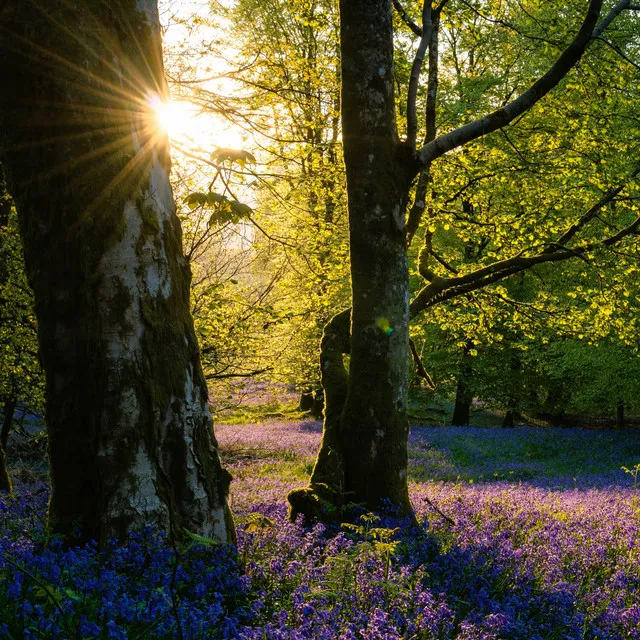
[149,96,199,139]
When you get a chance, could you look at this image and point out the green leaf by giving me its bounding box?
[230,200,253,218]
[211,148,256,166]
[208,209,234,227]
[184,192,208,209]
[184,529,221,547]
[206,192,228,206]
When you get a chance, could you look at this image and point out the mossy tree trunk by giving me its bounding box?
[339,0,414,515]
[0,0,234,544]
[289,310,350,519]
[297,389,324,419]
[290,0,417,519]
[0,171,15,493]
[289,0,604,521]
[0,397,14,492]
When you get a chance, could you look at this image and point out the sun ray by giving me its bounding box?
[150,98,199,138]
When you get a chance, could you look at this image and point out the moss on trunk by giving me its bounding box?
[0,397,15,493]
[290,0,419,522]
[289,309,350,521]
[0,0,234,544]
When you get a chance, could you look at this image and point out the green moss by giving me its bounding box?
[0,443,12,493]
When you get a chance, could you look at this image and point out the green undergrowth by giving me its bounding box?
[214,399,303,425]
[219,446,314,482]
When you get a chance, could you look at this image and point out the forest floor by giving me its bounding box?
[2,415,640,638]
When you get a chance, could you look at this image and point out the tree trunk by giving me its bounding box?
[311,390,324,419]
[338,0,418,516]
[539,384,568,426]
[451,344,473,426]
[298,390,315,413]
[0,397,15,492]
[0,444,9,494]
[289,310,349,520]
[0,396,16,453]
[298,388,324,418]
[0,1,234,544]
[0,165,11,229]
[502,409,520,428]
[289,1,417,520]
[502,350,522,428]
[616,400,625,429]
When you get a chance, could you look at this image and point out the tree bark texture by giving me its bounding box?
[0,397,14,492]
[337,0,415,515]
[289,309,349,520]
[289,0,419,520]
[297,388,324,419]
[0,445,10,494]
[0,1,234,544]
[616,400,625,429]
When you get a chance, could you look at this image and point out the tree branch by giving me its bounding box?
[549,163,640,249]
[410,162,640,315]
[410,338,436,388]
[595,36,640,72]
[418,0,603,166]
[392,0,422,36]
[591,0,633,38]
[410,213,640,316]
[205,367,274,380]
[405,8,441,245]
[406,2,434,147]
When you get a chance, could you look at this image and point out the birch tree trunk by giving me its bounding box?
[0,0,234,544]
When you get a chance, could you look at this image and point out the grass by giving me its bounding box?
[407,425,640,486]
[215,420,640,492]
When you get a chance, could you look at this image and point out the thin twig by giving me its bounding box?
[423,497,456,525]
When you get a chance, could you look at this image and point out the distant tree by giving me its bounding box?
[0,1,233,543]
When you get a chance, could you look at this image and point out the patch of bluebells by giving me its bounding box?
[2,421,640,638]
[1,489,245,639]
